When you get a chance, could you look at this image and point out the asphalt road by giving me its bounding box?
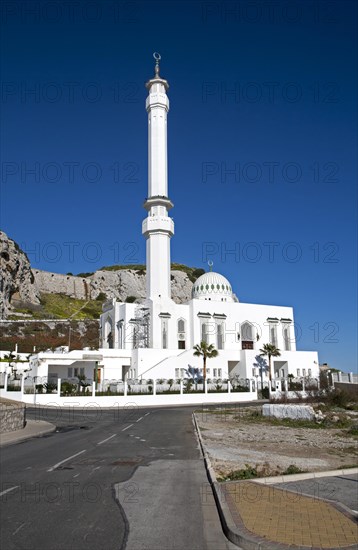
[0,405,238,550]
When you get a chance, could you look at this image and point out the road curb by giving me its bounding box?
[192,412,358,550]
[193,412,256,549]
[0,419,56,447]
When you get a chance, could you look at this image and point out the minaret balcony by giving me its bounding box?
[146,93,169,112]
[143,196,174,211]
[142,216,174,237]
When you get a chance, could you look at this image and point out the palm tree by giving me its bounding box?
[193,341,218,383]
[259,343,281,390]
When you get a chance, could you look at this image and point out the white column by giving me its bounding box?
[147,86,169,197]
[143,59,174,301]
[57,378,61,397]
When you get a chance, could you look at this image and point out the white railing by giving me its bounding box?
[0,374,257,407]
[332,372,357,384]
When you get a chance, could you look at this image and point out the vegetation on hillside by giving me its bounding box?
[12,293,105,320]
[97,263,205,283]
[0,319,99,353]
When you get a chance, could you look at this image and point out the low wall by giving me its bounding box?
[0,389,257,408]
[263,403,315,421]
[0,398,26,433]
[335,382,358,398]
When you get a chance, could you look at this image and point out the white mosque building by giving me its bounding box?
[30,55,319,388]
[97,55,319,385]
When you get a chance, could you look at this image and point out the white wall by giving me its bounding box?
[0,388,257,408]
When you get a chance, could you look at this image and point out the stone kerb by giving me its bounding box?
[262,403,315,421]
[0,398,26,433]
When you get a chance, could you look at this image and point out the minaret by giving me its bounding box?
[142,53,174,300]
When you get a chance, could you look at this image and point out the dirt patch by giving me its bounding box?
[195,408,358,479]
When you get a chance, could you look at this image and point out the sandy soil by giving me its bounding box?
[195,407,358,478]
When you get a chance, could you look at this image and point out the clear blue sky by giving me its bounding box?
[1,1,357,372]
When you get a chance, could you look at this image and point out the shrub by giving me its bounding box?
[283,465,306,475]
[44,382,57,394]
[219,464,258,481]
[261,387,269,399]
[348,425,358,436]
[61,381,76,395]
[232,384,249,392]
[327,388,350,409]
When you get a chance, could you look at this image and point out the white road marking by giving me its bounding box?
[47,449,86,472]
[97,434,116,445]
[12,523,26,536]
[73,474,80,478]
[0,485,19,497]
[136,416,144,423]
[144,412,150,416]
[121,424,133,431]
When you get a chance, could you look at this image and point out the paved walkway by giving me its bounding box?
[0,419,56,446]
[220,480,358,549]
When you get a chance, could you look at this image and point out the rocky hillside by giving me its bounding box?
[0,231,204,320]
[0,231,41,318]
[0,319,100,352]
[32,264,196,305]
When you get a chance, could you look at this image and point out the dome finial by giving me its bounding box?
[208,260,213,272]
[153,52,161,77]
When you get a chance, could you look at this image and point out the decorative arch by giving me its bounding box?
[241,321,254,350]
[105,316,114,349]
[177,318,186,349]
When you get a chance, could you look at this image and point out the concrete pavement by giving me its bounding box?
[0,419,56,446]
[193,412,358,550]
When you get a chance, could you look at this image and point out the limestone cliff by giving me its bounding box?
[1,231,198,319]
[32,267,193,304]
[0,231,41,318]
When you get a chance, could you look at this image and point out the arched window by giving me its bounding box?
[201,322,208,344]
[177,318,186,349]
[105,317,113,349]
[269,324,278,347]
[283,325,291,351]
[241,321,254,350]
[162,319,168,349]
[118,321,124,349]
[217,323,224,350]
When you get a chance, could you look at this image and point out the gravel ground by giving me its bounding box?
[196,408,358,478]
